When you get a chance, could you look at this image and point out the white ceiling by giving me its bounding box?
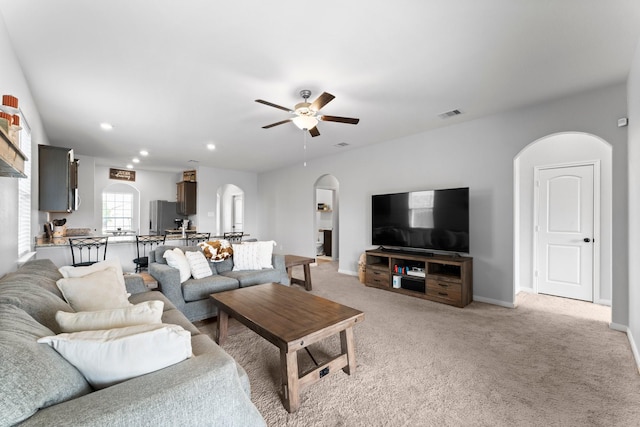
[1,1,639,173]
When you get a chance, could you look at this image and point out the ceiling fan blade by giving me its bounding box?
[309,126,320,137]
[262,119,292,129]
[255,99,292,113]
[310,92,335,111]
[319,115,360,125]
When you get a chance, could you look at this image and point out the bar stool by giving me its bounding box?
[134,235,166,272]
[68,236,109,267]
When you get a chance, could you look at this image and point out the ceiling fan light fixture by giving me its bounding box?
[292,115,318,130]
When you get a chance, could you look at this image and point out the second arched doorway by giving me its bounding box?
[314,175,339,260]
[216,184,244,236]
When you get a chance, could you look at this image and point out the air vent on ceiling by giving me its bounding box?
[438,109,462,119]
[334,142,349,148]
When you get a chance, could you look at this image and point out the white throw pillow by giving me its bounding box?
[56,267,132,312]
[232,243,263,271]
[163,248,191,283]
[242,240,276,268]
[56,300,164,333]
[184,251,213,279]
[59,258,126,289]
[232,241,276,271]
[38,323,192,389]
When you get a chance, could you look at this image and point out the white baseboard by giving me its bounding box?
[594,297,612,306]
[609,322,627,332]
[472,295,515,308]
[338,269,358,276]
[610,323,640,374]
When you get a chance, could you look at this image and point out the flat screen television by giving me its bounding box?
[372,187,469,254]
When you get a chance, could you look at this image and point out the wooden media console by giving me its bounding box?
[364,249,473,308]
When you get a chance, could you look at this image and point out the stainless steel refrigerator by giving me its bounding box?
[149,200,184,235]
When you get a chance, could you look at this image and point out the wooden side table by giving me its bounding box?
[284,255,315,291]
[138,272,158,289]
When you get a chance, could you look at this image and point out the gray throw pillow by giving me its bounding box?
[0,304,91,426]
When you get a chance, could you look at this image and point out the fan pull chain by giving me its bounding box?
[303,130,307,167]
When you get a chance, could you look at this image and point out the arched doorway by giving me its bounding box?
[514,132,612,308]
[216,184,244,236]
[314,175,339,260]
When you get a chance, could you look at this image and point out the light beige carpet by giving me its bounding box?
[197,262,640,426]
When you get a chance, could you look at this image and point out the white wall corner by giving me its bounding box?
[609,324,640,374]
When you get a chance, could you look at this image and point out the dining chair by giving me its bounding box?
[185,232,211,246]
[68,236,109,267]
[134,234,166,272]
[223,231,244,244]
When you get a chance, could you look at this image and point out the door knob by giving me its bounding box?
[583,238,591,243]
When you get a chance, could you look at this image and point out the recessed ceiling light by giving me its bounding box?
[100,122,114,131]
[126,164,134,169]
[207,143,215,150]
[139,150,149,156]
[132,158,140,163]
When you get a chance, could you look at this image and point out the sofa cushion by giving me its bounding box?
[214,257,234,274]
[0,280,74,333]
[220,268,281,288]
[0,304,91,426]
[38,323,192,390]
[182,276,239,302]
[55,300,164,333]
[56,268,132,312]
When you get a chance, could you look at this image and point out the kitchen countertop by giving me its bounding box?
[35,231,202,248]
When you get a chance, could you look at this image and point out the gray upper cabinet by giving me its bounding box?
[38,145,78,212]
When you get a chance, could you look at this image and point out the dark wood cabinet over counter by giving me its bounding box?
[364,249,473,308]
[177,181,196,215]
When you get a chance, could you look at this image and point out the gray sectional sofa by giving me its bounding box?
[0,259,265,427]
[149,245,289,322]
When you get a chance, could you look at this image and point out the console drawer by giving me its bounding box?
[426,279,462,304]
[365,269,388,288]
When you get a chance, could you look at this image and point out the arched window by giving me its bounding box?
[101,183,140,234]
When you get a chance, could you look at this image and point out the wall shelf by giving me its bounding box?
[0,124,27,178]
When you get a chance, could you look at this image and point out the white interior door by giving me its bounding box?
[536,164,594,301]
[232,194,243,232]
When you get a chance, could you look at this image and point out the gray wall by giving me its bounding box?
[257,83,628,315]
[628,36,640,367]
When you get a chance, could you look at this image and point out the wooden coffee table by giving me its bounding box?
[211,283,364,412]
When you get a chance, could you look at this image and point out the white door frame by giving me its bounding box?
[532,160,601,301]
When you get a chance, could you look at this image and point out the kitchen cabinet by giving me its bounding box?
[38,145,78,212]
[177,181,196,216]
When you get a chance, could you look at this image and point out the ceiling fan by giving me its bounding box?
[255,90,359,137]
